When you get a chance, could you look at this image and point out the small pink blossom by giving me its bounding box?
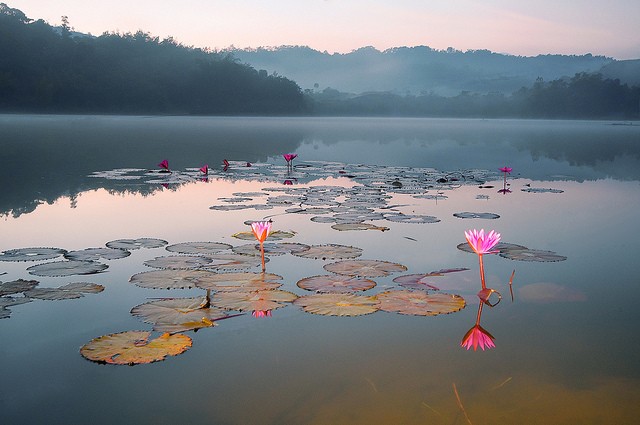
[283,153,298,163]
[461,324,496,351]
[499,166,512,173]
[251,220,272,243]
[199,164,209,175]
[157,159,169,171]
[465,229,501,255]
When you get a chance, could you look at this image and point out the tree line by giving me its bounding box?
[0,4,307,115]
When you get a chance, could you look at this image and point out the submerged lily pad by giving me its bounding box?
[194,272,283,292]
[393,269,470,291]
[106,238,168,250]
[165,242,233,256]
[131,297,230,333]
[0,297,32,319]
[297,275,377,293]
[80,331,192,365]
[24,282,104,300]
[324,259,408,277]
[500,249,567,262]
[27,260,108,277]
[293,293,380,316]
[0,279,39,296]
[130,269,215,289]
[211,289,298,312]
[453,212,501,219]
[0,247,67,262]
[143,255,213,270]
[376,290,466,316]
[292,244,363,260]
[64,248,130,261]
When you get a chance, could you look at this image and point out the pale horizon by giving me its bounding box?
[6,0,640,60]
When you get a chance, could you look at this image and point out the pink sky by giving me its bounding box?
[7,0,640,59]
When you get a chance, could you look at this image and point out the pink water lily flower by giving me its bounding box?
[499,166,512,174]
[199,164,209,175]
[158,159,170,171]
[251,220,272,272]
[252,310,273,318]
[283,153,297,163]
[465,229,501,255]
[461,324,496,351]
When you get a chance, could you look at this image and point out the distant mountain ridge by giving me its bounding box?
[226,45,634,96]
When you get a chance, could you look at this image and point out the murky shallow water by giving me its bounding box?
[1,115,639,424]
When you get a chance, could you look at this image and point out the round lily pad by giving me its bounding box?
[165,242,233,255]
[297,275,377,293]
[106,238,168,250]
[324,259,408,277]
[453,212,501,219]
[232,230,296,241]
[143,255,213,270]
[211,289,298,312]
[27,260,108,277]
[500,249,567,262]
[131,297,230,333]
[457,242,528,255]
[293,293,380,316]
[384,213,440,224]
[80,331,192,365]
[194,272,283,292]
[130,269,216,289]
[24,282,104,300]
[0,247,67,262]
[521,187,564,194]
[0,279,39,296]
[292,244,363,260]
[204,254,267,271]
[393,269,470,291]
[331,223,390,232]
[232,242,310,257]
[376,290,466,316]
[64,248,130,261]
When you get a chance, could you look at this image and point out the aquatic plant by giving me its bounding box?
[157,159,170,172]
[464,229,500,289]
[250,220,272,272]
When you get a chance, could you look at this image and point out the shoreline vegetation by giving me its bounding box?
[1,4,639,119]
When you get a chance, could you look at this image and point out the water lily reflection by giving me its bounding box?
[461,302,496,351]
[252,310,273,318]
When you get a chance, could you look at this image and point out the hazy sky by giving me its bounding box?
[8,0,640,59]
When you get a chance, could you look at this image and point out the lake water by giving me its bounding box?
[1,115,639,424]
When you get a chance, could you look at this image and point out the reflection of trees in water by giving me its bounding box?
[2,116,639,217]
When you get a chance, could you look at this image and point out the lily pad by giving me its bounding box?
[130,269,215,289]
[331,223,390,232]
[131,297,230,333]
[232,242,310,257]
[297,275,377,293]
[204,254,267,271]
[457,242,528,255]
[292,244,363,260]
[500,249,567,262]
[0,297,32,319]
[194,272,283,292]
[293,293,380,316]
[0,279,39,296]
[376,290,466,316]
[231,230,296,241]
[0,247,67,262]
[24,282,104,300]
[211,289,298,312]
[105,238,168,250]
[79,331,192,365]
[324,259,408,277]
[453,212,501,219]
[521,187,564,194]
[143,255,213,269]
[165,242,233,255]
[27,260,108,277]
[64,247,130,261]
[384,213,440,224]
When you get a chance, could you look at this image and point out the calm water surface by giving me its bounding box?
[1,115,639,424]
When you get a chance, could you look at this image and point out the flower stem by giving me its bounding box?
[475,300,484,326]
[478,253,486,289]
[260,242,266,272]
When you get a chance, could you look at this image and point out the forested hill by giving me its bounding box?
[227,45,617,96]
[0,4,306,115]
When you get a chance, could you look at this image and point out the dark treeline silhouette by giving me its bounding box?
[308,73,640,119]
[0,4,307,114]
